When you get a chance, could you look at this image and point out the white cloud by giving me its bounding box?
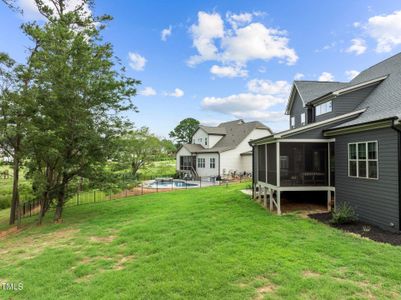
[188,11,224,66]
[161,25,172,41]
[346,38,367,55]
[201,78,290,123]
[165,88,184,98]
[366,10,401,53]
[345,70,360,80]
[18,0,91,20]
[210,65,248,78]
[128,52,147,71]
[318,72,335,82]
[188,11,298,76]
[202,93,285,114]
[226,12,253,28]
[139,87,157,96]
[247,79,291,96]
[294,73,304,80]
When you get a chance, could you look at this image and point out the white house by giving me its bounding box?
[176,120,272,178]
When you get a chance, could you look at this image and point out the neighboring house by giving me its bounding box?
[250,52,401,232]
[176,120,272,178]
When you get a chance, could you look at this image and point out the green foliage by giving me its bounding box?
[331,202,358,225]
[2,0,141,221]
[114,127,166,178]
[169,117,200,145]
[0,184,401,299]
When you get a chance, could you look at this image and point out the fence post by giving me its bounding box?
[94,190,96,203]
[186,179,188,189]
[172,179,174,191]
[200,177,202,188]
[109,190,112,201]
[157,180,159,193]
[125,189,128,198]
[141,183,144,195]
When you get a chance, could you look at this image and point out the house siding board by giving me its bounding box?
[290,93,306,128]
[335,128,399,231]
[315,86,377,122]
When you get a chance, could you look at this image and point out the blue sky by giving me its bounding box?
[1,0,401,138]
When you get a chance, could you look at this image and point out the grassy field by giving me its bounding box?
[138,159,176,179]
[1,184,401,299]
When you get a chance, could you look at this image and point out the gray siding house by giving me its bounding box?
[250,52,401,231]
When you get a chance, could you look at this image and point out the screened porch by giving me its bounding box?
[255,141,335,188]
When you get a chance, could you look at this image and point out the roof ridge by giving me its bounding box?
[294,80,347,84]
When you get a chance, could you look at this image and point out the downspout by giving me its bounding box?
[391,119,401,231]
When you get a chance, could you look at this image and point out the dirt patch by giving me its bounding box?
[89,235,116,243]
[309,212,401,246]
[0,226,20,239]
[254,283,276,300]
[302,270,321,278]
[113,255,135,270]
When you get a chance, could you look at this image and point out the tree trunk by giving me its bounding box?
[9,156,20,225]
[37,192,49,225]
[53,186,65,223]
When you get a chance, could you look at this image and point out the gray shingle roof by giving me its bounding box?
[294,81,349,104]
[331,52,401,129]
[198,125,226,135]
[182,120,272,153]
[182,144,205,152]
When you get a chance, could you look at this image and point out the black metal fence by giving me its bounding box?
[16,176,252,219]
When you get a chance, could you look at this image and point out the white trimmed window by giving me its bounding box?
[300,113,305,126]
[210,158,215,168]
[197,158,205,168]
[198,138,202,144]
[290,116,295,128]
[316,100,332,116]
[348,141,378,179]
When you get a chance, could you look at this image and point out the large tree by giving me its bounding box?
[169,118,199,145]
[17,0,139,223]
[115,127,162,179]
[0,54,26,224]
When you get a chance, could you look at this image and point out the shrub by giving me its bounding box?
[331,202,358,225]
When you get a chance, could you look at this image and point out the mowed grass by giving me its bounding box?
[1,184,401,299]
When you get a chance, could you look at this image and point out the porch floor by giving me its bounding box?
[245,189,331,214]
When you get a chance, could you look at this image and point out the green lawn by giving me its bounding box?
[1,184,401,299]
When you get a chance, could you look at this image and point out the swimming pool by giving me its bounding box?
[147,180,199,189]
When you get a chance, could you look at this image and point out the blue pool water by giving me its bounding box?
[148,180,199,189]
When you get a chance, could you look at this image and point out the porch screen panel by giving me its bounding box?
[280,142,328,186]
[266,143,277,185]
[257,145,266,182]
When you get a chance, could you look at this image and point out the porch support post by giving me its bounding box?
[258,184,262,202]
[253,183,257,200]
[277,190,281,215]
[263,187,268,209]
[276,142,280,188]
[327,190,331,211]
[328,142,331,186]
[269,188,273,211]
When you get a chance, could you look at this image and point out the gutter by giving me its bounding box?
[390,119,401,231]
[324,116,397,137]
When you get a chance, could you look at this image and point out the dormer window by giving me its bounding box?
[205,138,208,146]
[290,116,295,128]
[198,138,202,144]
[316,100,332,116]
[301,113,305,126]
